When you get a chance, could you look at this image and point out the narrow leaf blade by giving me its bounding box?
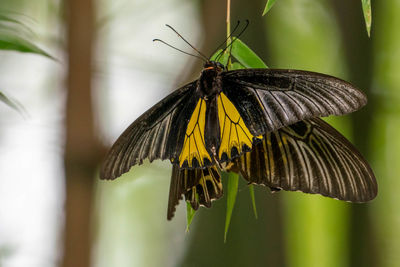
[0,33,54,59]
[224,173,239,242]
[249,185,258,219]
[262,0,278,16]
[186,201,196,232]
[231,38,268,68]
[0,91,26,115]
[0,13,34,36]
[361,0,372,37]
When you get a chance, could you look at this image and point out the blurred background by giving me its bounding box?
[0,0,399,266]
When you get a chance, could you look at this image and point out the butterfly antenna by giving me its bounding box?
[153,39,207,62]
[165,24,208,61]
[214,20,250,62]
[236,19,250,40]
[210,20,241,57]
[227,36,235,66]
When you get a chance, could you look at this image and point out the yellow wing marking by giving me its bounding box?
[218,92,262,160]
[185,167,223,210]
[179,98,212,167]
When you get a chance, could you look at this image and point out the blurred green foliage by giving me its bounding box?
[0,12,53,59]
[371,0,400,265]
[0,11,53,112]
[263,0,372,36]
[224,173,239,242]
[266,1,352,266]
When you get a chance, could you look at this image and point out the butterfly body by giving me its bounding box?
[195,61,225,165]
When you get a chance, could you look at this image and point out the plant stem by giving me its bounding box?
[226,0,231,40]
[226,0,232,67]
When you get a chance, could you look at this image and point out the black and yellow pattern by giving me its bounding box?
[168,165,222,220]
[178,98,211,167]
[100,60,376,220]
[167,118,377,219]
[228,118,377,203]
[217,92,261,161]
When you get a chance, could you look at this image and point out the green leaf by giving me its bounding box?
[0,14,54,112]
[214,39,265,240]
[0,32,54,59]
[186,201,196,232]
[0,91,26,115]
[224,173,239,242]
[210,49,222,61]
[262,0,278,16]
[0,13,34,36]
[0,13,54,59]
[231,38,268,68]
[361,0,372,37]
[230,62,245,70]
[210,49,230,67]
[249,185,258,219]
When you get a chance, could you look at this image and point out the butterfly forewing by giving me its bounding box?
[222,69,367,136]
[100,82,198,180]
[229,118,377,202]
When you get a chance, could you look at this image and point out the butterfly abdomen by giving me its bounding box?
[203,95,220,155]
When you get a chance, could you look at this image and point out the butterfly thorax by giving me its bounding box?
[198,61,224,98]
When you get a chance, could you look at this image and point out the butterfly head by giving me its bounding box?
[199,61,225,97]
[203,61,225,72]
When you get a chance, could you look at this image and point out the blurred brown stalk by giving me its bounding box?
[62,0,102,266]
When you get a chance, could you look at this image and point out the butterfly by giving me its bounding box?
[100,60,377,220]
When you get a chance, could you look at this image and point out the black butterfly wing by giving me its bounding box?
[222,69,367,136]
[167,165,223,220]
[229,118,377,202]
[100,82,199,180]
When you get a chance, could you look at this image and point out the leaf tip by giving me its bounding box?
[186,201,196,231]
[262,0,277,16]
[361,0,372,37]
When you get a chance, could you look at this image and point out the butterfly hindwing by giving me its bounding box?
[168,165,223,220]
[229,118,377,202]
[177,97,213,168]
[216,92,262,162]
[222,69,367,136]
